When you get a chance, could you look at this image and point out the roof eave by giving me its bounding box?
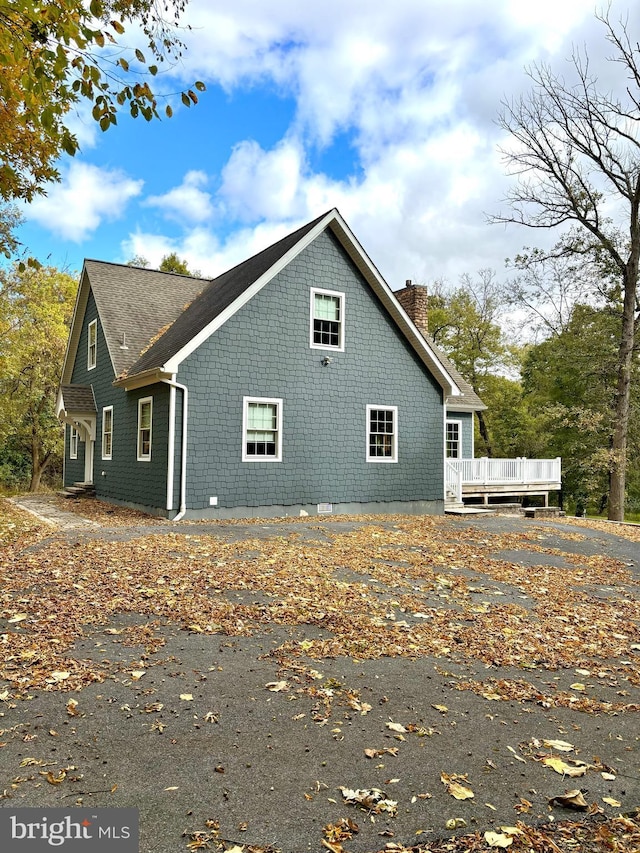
[112,367,173,391]
[445,400,487,413]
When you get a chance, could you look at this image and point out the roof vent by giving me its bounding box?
[119,332,129,350]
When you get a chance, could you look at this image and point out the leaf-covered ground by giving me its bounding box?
[1,498,638,853]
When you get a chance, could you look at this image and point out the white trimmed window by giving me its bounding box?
[366,405,398,463]
[137,397,152,461]
[310,288,345,351]
[243,397,282,462]
[69,426,79,460]
[87,319,97,370]
[102,406,113,460]
[446,419,462,459]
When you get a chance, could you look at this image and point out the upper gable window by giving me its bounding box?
[87,319,97,370]
[310,288,345,351]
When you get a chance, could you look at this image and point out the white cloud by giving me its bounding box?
[27,162,142,242]
[26,0,640,291]
[145,170,213,223]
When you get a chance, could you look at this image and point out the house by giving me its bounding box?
[57,208,557,519]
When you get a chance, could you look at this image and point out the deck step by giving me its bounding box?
[62,482,96,499]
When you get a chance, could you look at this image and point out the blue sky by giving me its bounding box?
[15,0,640,290]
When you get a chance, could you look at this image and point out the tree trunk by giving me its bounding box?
[477,410,493,457]
[607,265,638,521]
[29,434,51,492]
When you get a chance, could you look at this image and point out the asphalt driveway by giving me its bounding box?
[1,498,639,852]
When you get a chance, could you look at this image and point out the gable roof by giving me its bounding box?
[61,262,208,384]
[108,209,465,400]
[126,212,328,378]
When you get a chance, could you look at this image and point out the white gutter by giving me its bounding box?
[161,377,188,521]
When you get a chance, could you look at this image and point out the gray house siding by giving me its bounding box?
[64,424,85,484]
[177,231,445,518]
[447,410,474,459]
[67,288,169,512]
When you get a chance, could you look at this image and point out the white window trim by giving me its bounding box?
[366,405,398,463]
[309,287,345,352]
[446,418,463,459]
[242,396,283,462]
[87,319,97,370]
[137,397,153,462]
[69,426,78,460]
[102,406,113,460]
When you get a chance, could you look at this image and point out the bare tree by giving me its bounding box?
[493,9,640,521]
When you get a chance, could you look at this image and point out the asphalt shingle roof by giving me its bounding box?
[83,261,208,378]
[126,212,328,377]
[59,384,96,413]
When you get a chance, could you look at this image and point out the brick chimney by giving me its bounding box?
[395,279,428,338]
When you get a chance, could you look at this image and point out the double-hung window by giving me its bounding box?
[366,405,398,462]
[69,426,79,460]
[310,288,344,351]
[137,397,152,461]
[87,319,97,370]
[243,397,282,462]
[102,406,113,460]
[446,420,461,459]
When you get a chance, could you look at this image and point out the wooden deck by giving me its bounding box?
[446,457,561,506]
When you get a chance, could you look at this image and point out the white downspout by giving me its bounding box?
[161,377,188,521]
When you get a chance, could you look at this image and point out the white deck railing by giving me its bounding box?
[448,457,561,486]
[445,459,463,502]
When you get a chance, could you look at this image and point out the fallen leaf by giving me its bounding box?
[507,745,526,764]
[603,796,622,807]
[265,681,289,692]
[8,613,28,623]
[543,739,574,752]
[445,818,467,829]
[180,693,193,701]
[130,670,146,681]
[440,773,474,800]
[164,786,179,791]
[548,789,588,810]
[484,831,513,848]
[431,704,448,713]
[570,682,586,692]
[601,772,616,781]
[386,722,407,733]
[49,671,70,682]
[542,756,588,777]
[339,786,397,815]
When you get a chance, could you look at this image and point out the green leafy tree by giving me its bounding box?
[427,270,516,455]
[521,303,640,512]
[494,11,640,520]
[0,263,77,490]
[159,252,192,275]
[0,0,204,209]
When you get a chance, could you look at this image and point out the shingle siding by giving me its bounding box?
[67,288,169,511]
[447,410,474,459]
[64,424,85,485]
[178,230,444,515]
